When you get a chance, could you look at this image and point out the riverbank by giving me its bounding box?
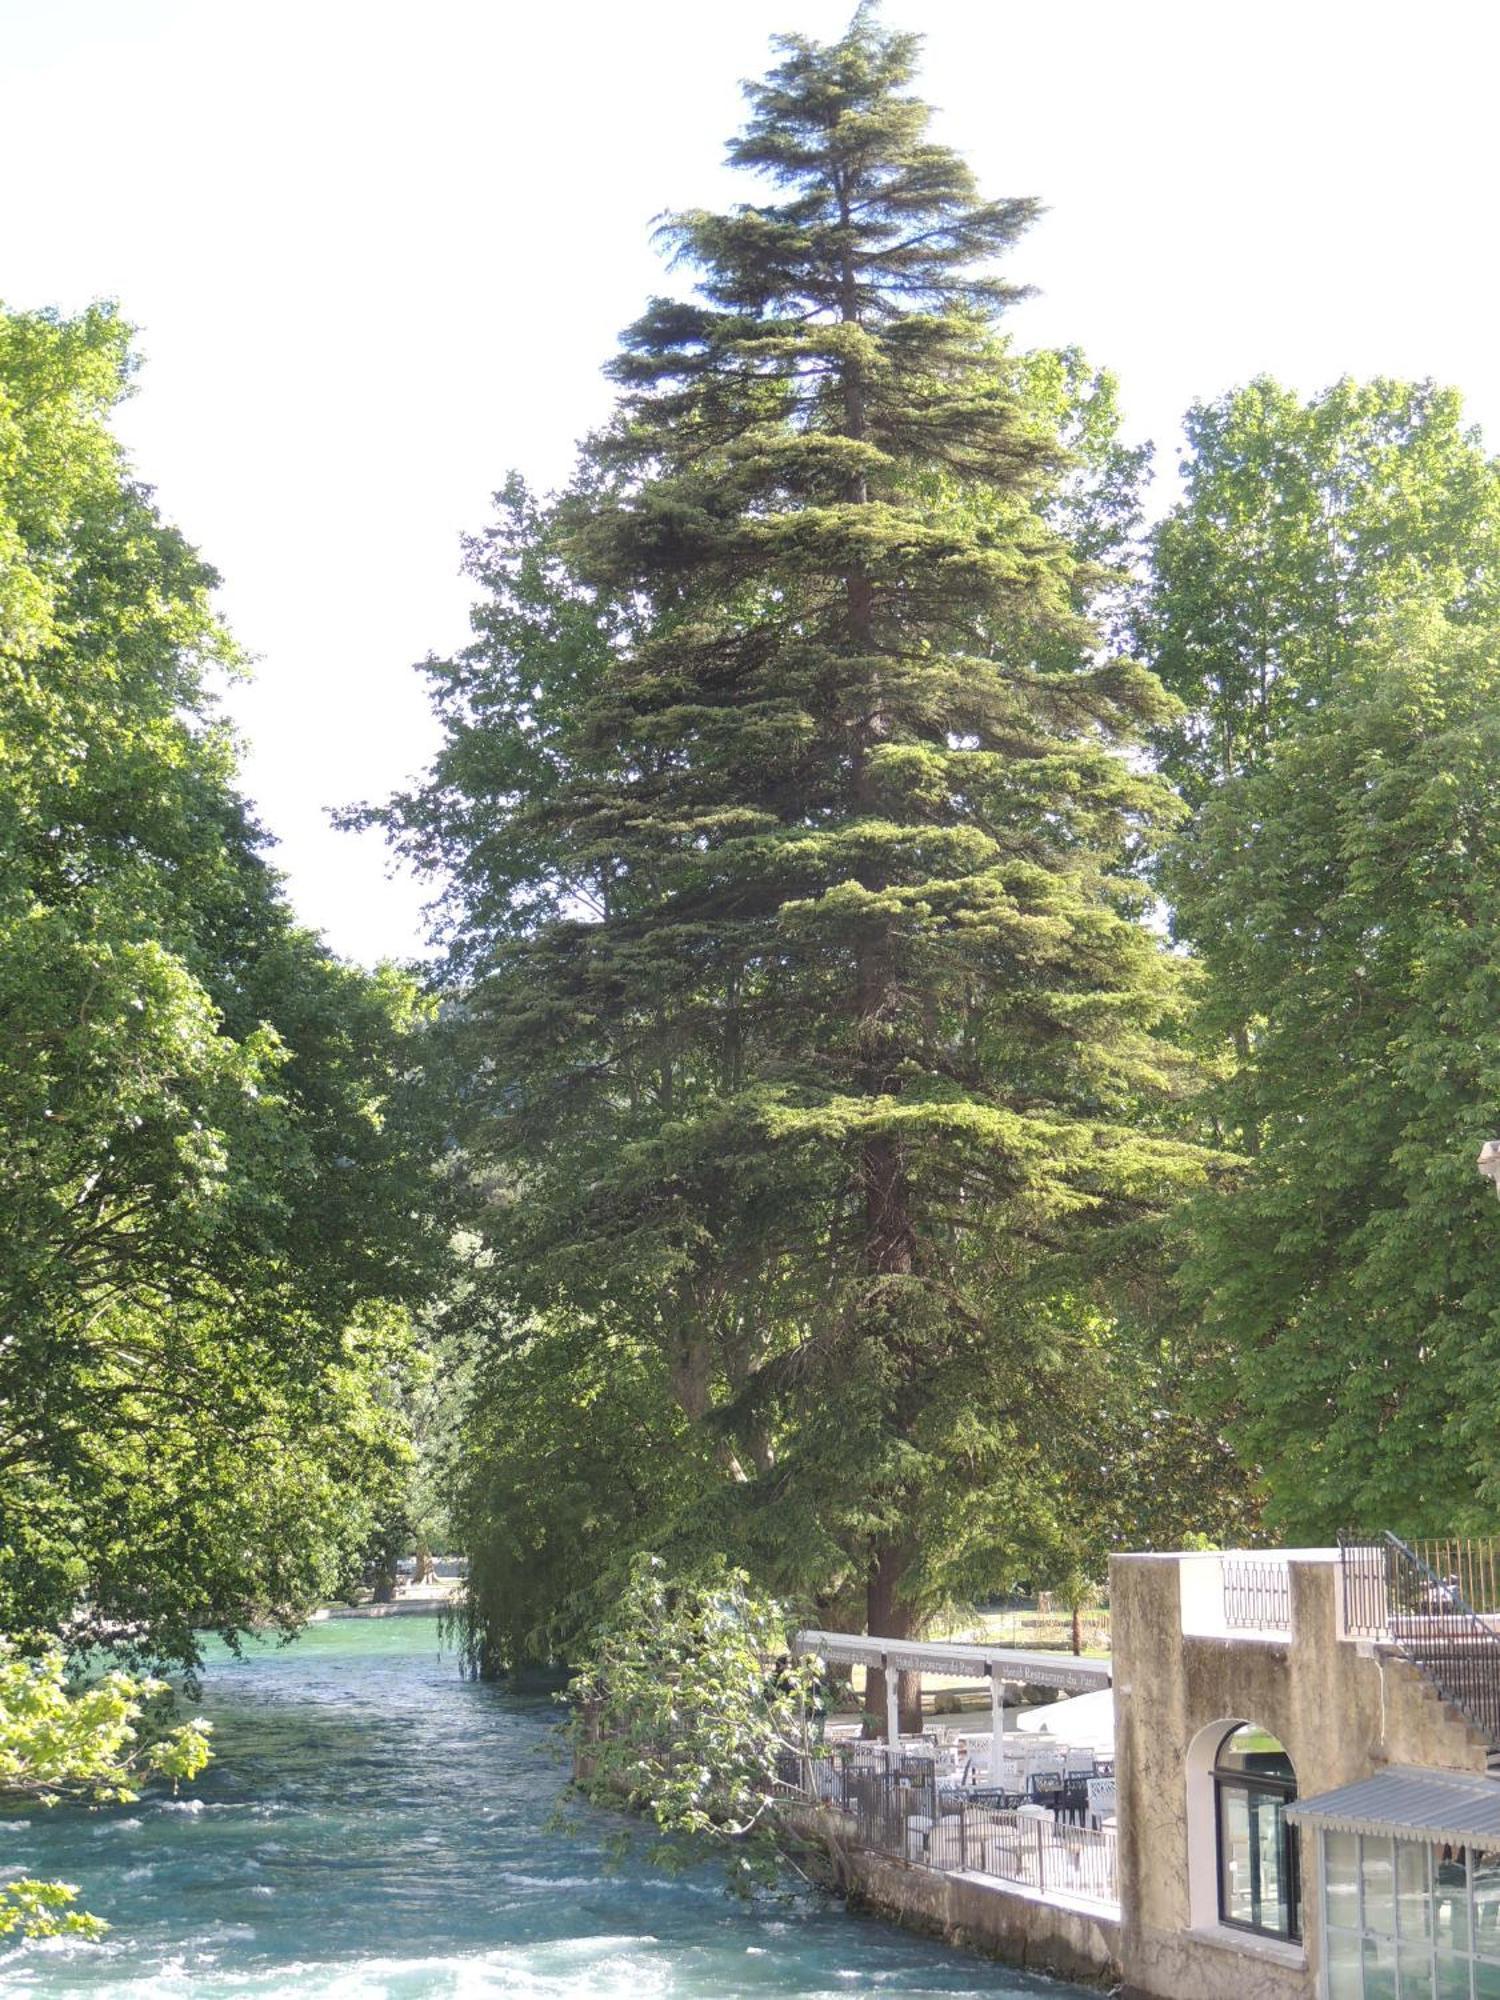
[783,1803,1120,1990]
[318,1599,453,1618]
[312,1576,464,1618]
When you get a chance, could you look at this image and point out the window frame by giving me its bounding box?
[1212,1724,1302,1942]
[1321,1829,1500,1997]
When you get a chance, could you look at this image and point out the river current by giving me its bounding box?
[1,1618,1087,1999]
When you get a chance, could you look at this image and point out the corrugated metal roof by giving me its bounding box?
[792,1628,1111,1694]
[1288,1768,1500,1845]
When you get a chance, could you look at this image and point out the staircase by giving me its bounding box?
[1340,1532,1500,1774]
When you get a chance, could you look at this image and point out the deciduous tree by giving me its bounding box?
[0,1641,211,1938]
[1174,609,1500,1531]
[0,302,441,1665]
[1145,377,1500,1530]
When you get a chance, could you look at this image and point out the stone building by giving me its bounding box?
[1112,1544,1500,2000]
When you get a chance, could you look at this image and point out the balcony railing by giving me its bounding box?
[1339,1532,1500,1754]
[1410,1538,1500,1617]
[1221,1557,1292,1632]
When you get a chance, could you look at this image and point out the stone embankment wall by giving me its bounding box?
[782,1803,1122,1990]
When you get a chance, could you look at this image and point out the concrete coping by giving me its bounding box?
[952,1868,1121,1921]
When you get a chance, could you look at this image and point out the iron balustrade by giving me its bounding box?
[1221,1558,1292,1632]
[1338,1532,1500,1752]
[1337,1534,1391,1638]
[1410,1536,1500,1616]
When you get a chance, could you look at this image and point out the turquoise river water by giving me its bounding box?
[0,1617,1089,1999]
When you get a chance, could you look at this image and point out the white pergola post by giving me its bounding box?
[883,1652,899,1748]
[989,1666,1006,1782]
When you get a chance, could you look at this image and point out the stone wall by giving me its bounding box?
[1111,1552,1488,2000]
[783,1803,1122,1989]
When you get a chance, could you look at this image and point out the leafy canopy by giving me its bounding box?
[0,301,442,1667]
[1142,375,1500,810]
[1176,608,1500,1533]
[1146,374,1500,1532]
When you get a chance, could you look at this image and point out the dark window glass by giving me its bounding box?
[1214,1723,1300,1942]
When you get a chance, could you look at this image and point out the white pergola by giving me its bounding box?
[793,1627,1112,1782]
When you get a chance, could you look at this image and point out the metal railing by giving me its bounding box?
[1411,1538,1500,1617]
[1339,1532,1500,1750]
[783,1746,1119,1907]
[1339,1534,1392,1638]
[1221,1557,1292,1632]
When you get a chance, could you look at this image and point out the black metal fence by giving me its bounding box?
[1338,1532,1500,1751]
[780,1746,1119,1906]
[1221,1557,1292,1632]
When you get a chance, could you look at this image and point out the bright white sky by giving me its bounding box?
[4,0,1497,963]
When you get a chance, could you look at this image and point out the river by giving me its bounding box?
[1,1617,1088,1998]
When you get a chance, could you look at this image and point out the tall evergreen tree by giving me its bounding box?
[383,9,1221,1689]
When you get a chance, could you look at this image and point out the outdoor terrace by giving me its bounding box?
[787,1628,1119,1914]
[780,1738,1120,1915]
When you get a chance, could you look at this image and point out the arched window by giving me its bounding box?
[1214,1724,1301,1940]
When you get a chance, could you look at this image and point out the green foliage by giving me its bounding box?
[1146,372,1500,1533]
[377,10,1236,1668]
[0,1642,210,1804]
[0,301,444,1667]
[0,1879,105,1944]
[444,1307,727,1677]
[0,1640,212,1937]
[1175,609,1500,1532]
[569,1555,820,1867]
[1142,375,1500,811]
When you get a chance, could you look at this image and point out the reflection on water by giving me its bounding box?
[1,1618,1084,1998]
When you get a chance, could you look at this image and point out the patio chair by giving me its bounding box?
[1057,1778,1092,1825]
